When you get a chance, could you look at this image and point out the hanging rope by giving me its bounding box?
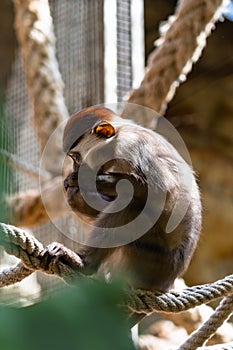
[177,294,233,350]
[13,0,69,173]
[7,176,68,227]
[127,0,226,115]
[6,0,70,227]
[4,1,233,348]
[9,0,228,229]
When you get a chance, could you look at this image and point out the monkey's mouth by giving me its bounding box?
[96,172,123,202]
[64,170,120,202]
[64,157,141,204]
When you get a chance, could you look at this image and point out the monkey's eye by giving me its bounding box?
[92,120,115,139]
[68,151,82,164]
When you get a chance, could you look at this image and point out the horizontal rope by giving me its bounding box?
[0,261,32,287]
[128,274,233,315]
[0,222,233,349]
[0,222,232,314]
[0,222,82,284]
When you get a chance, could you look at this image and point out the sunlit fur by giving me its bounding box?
[63,107,201,292]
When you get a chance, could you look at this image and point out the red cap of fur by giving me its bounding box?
[63,106,116,153]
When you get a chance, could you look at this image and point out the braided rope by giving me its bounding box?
[177,294,233,350]
[0,262,32,287]
[128,275,233,315]
[13,0,68,168]
[198,343,233,350]
[10,0,227,229]
[0,222,232,314]
[0,222,233,348]
[127,0,225,115]
[0,223,81,284]
[0,223,44,269]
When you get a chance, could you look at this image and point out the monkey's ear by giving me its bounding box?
[92,120,115,139]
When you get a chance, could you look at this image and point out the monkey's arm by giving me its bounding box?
[43,172,135,277]
[61,169,148,275]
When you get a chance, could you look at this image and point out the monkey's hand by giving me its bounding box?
[64,169,102,219]
[41,242,84,273]
[63,166,119,220]
[64,163,147,222]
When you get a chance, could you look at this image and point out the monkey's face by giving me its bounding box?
[68,120,116,170]
[63,111,139,218]
[67,118,139,178]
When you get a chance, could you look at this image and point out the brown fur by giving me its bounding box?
[63,107,202,292]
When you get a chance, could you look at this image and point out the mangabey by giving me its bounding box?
[45,106,201,293]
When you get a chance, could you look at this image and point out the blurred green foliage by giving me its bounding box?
[0,102,6,221]
[0,101,15,222]
[0,279,135,350]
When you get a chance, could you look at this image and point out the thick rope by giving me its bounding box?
[198,343,233,350]
[1,222,233,348]
[177,294,233,350]
[0,222,233,314]
[8,0,69,227]
[138,341,233,350]
[138,340,233,350]
[0,262,32,287]
[10,0,227,229]
[127,276,233,315]
[127,0,226,115]
[6,1,233,348]
[0,222,44,264]
[13,0,68,173]
[7,176,68,228]
[0,222,81,284]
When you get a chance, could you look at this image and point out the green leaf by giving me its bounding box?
[0,279,135,350]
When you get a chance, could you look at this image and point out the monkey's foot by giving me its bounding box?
[41,242,84,273]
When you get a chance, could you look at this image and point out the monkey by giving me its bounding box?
[44,106,201,295]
